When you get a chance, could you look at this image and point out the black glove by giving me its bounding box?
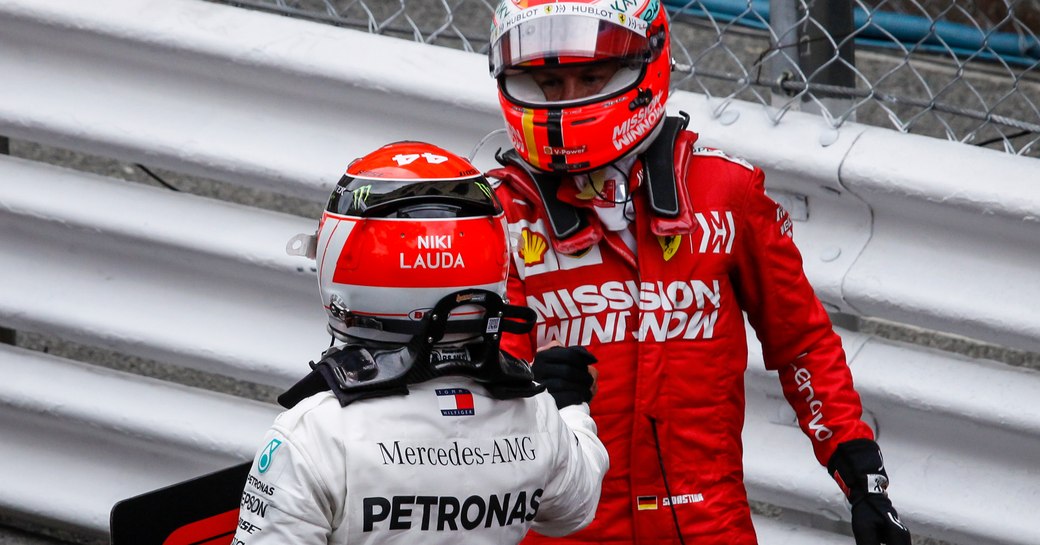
[532,346,597,409]
[828,439,911,545]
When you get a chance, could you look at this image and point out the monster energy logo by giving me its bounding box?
[353,185,372,211]
[476,181,494,201]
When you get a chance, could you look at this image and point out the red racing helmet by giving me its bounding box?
[305,142,511,343]
[489,0,671,173]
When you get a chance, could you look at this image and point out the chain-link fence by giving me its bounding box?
[211,0,1040,157]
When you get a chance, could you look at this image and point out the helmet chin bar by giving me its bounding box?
[414,288,535,347]
[290,289,542,408]
[327,290,530,340]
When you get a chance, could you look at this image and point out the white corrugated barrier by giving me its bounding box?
[1,0,1038,543]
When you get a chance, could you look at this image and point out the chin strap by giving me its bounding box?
[278,290,544,409]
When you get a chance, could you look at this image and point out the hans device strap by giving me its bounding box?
[497,114,690,241]
[498,148,587,241]
[644,113,689,218]
[279,289,543,408]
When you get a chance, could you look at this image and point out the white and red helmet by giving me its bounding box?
[489,0,671,173]
[307,142,511,343]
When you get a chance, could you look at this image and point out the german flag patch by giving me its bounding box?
[636,495,658,511]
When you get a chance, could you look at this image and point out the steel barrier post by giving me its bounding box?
[768,0,801,106]
[798,0,856,120]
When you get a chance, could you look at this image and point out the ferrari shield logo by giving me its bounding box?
[657,235,681,261]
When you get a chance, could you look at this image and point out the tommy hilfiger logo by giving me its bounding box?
[436,388,475,416]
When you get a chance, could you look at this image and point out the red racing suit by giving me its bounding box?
[488,126,874,545]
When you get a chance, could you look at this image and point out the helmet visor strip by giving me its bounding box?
[490,12,650,78]
[327,175,502,218]
[491,15,651,106]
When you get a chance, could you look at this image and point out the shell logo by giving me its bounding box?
[519,228,549,266]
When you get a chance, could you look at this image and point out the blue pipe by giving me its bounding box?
[664,0,1040,66]
[670,0,770,29]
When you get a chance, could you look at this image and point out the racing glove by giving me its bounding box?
[532,346,597,409]
[828,439,911,545]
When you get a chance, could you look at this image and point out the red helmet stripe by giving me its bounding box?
[336,308,485,318]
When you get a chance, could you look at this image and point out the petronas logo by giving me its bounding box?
[520,228,549,266]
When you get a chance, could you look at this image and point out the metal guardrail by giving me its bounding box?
[0,155,325,387]
[668,91,1040,354]
[1,1,1040,543]
[0,342,280,535]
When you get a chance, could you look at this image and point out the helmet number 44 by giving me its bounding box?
[393,152,448,166]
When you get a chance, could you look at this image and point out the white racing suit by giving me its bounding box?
[232,376,609,544]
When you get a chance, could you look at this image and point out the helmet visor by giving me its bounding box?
[500,60,644,107]
[490,14,651,78]
[327,175,502,218]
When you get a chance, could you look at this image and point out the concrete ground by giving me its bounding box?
[0,528,68,545]
[0,518,99,545]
